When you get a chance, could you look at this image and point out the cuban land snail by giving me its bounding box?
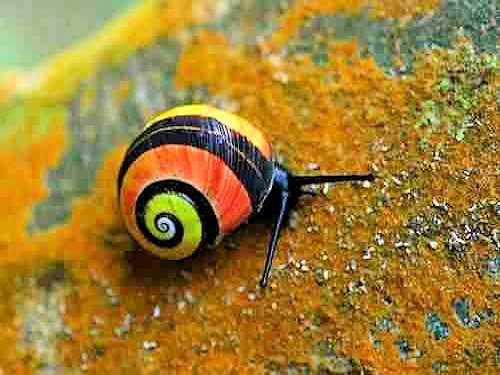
[117,104,373,287]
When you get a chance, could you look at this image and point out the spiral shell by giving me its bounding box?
[117,104,275,259]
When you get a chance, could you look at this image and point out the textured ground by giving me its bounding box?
[0,0,498,374]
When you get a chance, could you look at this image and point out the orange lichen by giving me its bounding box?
[268,0,441,49]
[268,0,365,49]
[0,122,65,254]
[0,120,65,372]
[369,0,440,20]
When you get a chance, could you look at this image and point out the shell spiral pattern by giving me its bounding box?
[117,105,275,259]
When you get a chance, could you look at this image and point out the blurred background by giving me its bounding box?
[0,0,135,69]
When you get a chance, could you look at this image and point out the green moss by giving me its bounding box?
[414,38,497,144]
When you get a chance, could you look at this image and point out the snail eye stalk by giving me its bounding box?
[259,168,374,288]
[259,189,290,287]
[291,173,375,187]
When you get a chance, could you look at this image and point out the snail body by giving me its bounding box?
[118,104,373,286]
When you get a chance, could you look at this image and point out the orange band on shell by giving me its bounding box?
[120,144,253,244]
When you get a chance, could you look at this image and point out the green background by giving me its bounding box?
[0,0,135,69]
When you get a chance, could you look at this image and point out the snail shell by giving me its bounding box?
[117,104,275,259]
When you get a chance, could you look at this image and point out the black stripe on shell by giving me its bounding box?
[118,116,275,210]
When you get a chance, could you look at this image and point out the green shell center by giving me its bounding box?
[144,192,203,255]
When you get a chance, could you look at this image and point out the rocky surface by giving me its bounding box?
[0,0,497,373]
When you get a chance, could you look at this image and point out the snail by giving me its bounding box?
[117,104,373,287]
